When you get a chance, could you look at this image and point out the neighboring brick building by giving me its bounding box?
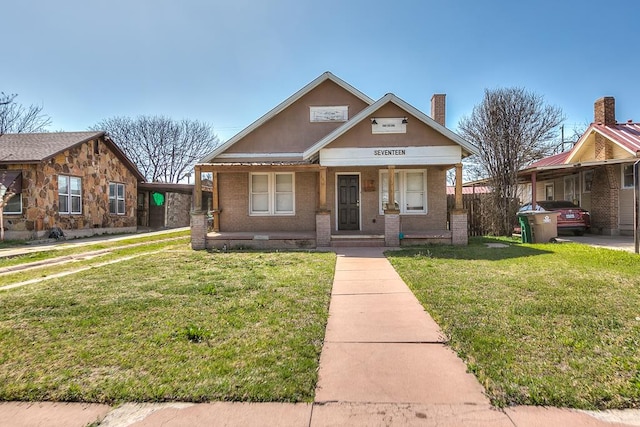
[0,131,144,240]
[191,72,478,249]
[519,97,640,236]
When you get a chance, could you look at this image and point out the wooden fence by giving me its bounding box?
[447,193,491,237]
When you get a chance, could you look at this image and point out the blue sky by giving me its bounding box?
[3,0,638,143]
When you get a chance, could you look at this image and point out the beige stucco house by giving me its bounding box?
[0,131,144,240]
[191,72,478,249]
[518,97,640,235]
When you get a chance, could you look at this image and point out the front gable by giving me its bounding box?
[567,123,640,164]
[202,72,373,162]
[304,94,475,166]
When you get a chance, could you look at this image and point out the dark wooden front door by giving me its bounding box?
[338,175,359,230]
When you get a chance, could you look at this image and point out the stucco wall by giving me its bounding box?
[3,137,138,239]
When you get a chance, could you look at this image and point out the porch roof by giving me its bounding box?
[518,157,637,182]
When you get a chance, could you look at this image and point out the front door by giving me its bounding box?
[337,175,359,230]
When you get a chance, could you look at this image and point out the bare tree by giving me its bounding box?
[93,116,220,183]
[0,92,51,135]
[458,87,564,235]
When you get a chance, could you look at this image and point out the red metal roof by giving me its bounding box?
[526,151,570,169]
[446,186,491,195]
[594,122,640,153]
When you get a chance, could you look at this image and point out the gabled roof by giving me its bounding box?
[566,122,640,163]
[302,93,479,159]
[0,131,145,181]
[200,72,375,162]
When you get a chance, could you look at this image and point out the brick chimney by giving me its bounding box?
[430,94,446,127]
[594,96,616,125]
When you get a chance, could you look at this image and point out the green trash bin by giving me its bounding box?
[517,213,533,243]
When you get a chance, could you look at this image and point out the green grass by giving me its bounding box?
[0,229,190,269]
[0,246,335,403]
[387,237,640,410]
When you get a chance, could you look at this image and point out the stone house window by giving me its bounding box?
[249,172,295,216]
[4,194,22,215]
[59,175,82,214]
[109,182,125,215]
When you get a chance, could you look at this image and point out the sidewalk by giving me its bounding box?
[1,246,639,426]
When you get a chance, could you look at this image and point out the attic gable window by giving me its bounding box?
[310,106,348,122]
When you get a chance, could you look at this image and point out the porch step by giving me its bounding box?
[330,235,385,247]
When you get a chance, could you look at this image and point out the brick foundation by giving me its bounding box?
[450,210,468,245]
[191,211,207,250]
[316,211,331,247]
[384,210,400,247]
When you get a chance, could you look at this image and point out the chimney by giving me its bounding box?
[594,96,616,125]
[430,94,446,127]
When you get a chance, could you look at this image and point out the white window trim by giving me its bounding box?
[622,164,634,189]
[583,170,593,193]
[109,182,126,215]
[563,174,580,205]
[59,175,82,215]
[544,183,554,201]
[249,172,295,216]
[378,169,428,215]
[4,193,22,215]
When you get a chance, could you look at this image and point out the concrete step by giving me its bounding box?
[330,235,385,247]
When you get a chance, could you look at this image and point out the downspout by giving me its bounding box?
[634,160,640,254]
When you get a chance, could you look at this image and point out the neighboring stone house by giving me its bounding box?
[137,182,193,229]
[191,72,478,249]
[518,97,640,235]
[0,131,144,240]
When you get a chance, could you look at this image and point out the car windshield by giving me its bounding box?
[538,201,579,209]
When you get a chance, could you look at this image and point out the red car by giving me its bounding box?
[518,201,591,236]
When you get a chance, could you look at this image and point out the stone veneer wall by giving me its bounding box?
[3,137,138,239]
[165,192,192,228]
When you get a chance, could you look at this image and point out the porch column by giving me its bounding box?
[451,163,468,245]
[384,165,400,247]
[212,171,220,232]
[531,172,537,209]
[316,167,330,247]
[191,165,207,250]
[455,163,463,209]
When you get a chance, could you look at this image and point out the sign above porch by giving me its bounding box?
[319,146,462,166]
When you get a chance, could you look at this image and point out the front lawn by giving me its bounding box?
[387,238,640,410]
[0,245,335,403]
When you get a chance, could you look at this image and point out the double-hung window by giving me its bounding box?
[379,169,427,214]
[250,172,295,215]
[59,175,82,214]
[109,182,125,215]
[622,164,634,189]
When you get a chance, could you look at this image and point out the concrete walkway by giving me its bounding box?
[1,246,639,426]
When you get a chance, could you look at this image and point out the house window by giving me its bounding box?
[564,175,580,205]
[379,169,427,214]
[59,175,82,214]
[250,172,295,215]
[109,182,125,215]
[3,194,22,214]
[622,164,634,189]
[583,170,593,193]
[545,183,554,201]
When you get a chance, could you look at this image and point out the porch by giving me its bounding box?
[204,229,454,250]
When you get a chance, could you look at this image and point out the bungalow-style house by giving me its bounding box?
[191,72,478,249]
[0,131,145,240]
[518,97,640,235]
